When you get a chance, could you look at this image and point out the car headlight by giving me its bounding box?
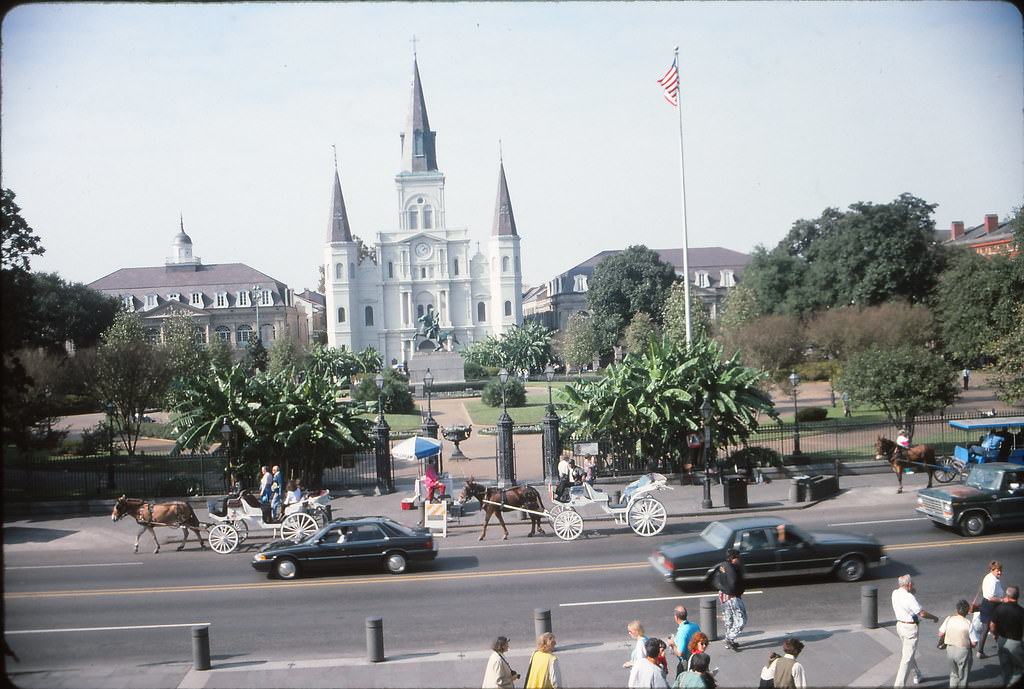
[253,553,269,561]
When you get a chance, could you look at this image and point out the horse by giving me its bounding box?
[111,495,206,554]
[875,436,938,494]
[459,477,546,541]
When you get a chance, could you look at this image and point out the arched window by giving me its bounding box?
[423,205,433,229]
[144,327,160,345]
[477,302,486,322]
[194,329,207,346]
[365,306,374,326]
[502,256,510,273]
[504,300,512,317]
[215,326,231,342]
[335,263,343,280]
[236,325,253,344]
[338,307,346,323]
[407,209,418,230]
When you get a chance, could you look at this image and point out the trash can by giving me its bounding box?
[722,475,748,509]
[790,476,810,503]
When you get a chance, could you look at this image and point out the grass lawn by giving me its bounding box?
[357,412,423,433]
[463,389,562,426]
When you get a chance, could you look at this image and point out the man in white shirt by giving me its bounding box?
[555,454,572,502]
[629,637,669,688]
[892,574,940,687]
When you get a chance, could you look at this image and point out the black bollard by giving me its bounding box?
[700,597,718,641]
[862,585,878,629]
[534,608,552,638]
[191,625,211,671]
[366,617,384,662]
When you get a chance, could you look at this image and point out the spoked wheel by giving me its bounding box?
[547,503,571,517]
[552,509,584,541]
[311,506,330,527]
[208,524,240,554]
[228,520,249,544]
[933,457,961,484]
[281,513,318,542]
[627,497,668,537]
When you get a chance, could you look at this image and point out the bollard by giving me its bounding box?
[534,608,552,638]
[191,625,211,671]
[700,597,718,641]
[861,585,878,629]
[366,617,385,662]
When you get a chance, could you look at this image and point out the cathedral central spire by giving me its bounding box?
[400,57,438,173]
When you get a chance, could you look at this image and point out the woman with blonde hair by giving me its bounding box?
[525,632,562,688]
[623,620,648,683]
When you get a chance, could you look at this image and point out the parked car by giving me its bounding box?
[649,516,886,587]
[252,516,438,579]
[916,462,1024,537]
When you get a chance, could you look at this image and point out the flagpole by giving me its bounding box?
[672,46,694,347]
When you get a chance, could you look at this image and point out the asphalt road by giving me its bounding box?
[6,492,1024,676]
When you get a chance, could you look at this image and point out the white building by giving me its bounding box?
[324,58,523,366]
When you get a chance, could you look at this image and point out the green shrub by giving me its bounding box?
[481,378,527,408]
[350,370,416,413]
[730,446,782,468]
[795,406,829,422]
[79,422,112,455]
[464,361,488,380]
[430,380,487,393]
[794,362,834,382]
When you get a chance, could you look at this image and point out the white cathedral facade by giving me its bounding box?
[324,58,523,367]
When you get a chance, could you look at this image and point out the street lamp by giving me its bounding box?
[498,367,509,415]
[105,402,116,489]
[251,284,262,343]
[789,370,802,456]
[422,369,438,439]
[220,419,236,490]
[542,364,559,483]
[544,365,555,411]
[375,371,386,423]
[700,397,713,509]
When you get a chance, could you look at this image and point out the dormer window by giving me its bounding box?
[720,270,736,288]
[238,291,251,307]
[573,274,588,292]
[258,289,272,306]
[695,271,710,288]
[145,294,158,309]
[215,292,227,308]
[168,293,181,302]
[121,295,135,311]
[190,292,204,307]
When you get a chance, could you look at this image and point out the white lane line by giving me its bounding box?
[828,518,928,526]
[6,622,211,635]
[561,591,764,607]
[6,562,145,570]
[444,540,573,551]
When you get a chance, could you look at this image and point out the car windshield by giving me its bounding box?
[701,521,734,549]
[966,467,1002,491]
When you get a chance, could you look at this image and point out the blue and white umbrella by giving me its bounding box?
[391,435,442,461]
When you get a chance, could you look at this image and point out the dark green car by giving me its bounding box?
[649,516,886,587]
[916,462,1024,537]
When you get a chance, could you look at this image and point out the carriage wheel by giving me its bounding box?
[552,509,584,541]
[208,524,240,554]
[933,457,960,484]
[281,513,318,542]
[627,497,667,537]
[547,503,572,517]
[228,520,249,544]
[311,505,330,527]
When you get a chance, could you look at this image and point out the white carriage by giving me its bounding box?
[204,489,332,554]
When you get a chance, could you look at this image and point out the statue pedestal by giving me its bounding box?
[409,350,464,389]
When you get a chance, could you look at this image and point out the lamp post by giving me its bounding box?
[700,397,713,509]
[496,367,515,487]
[251,284,262,343]
[789,370,802,456]
[373,372,393,494]
[422,369,438,439]
[105,402,116,489]
[542,365,559,483]
[220,420,236,490]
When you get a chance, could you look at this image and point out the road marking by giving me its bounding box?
[885,534,1024,551]
[6,622,210,635]
[561,591,764,607]
[828,518,928,526]
[6,562,144,570]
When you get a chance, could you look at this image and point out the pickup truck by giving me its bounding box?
[916,462,1024,536]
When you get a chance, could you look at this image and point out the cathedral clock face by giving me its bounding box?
[414,242,431,258]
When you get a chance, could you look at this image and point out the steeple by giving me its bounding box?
[400,57,438,173]
[491,160,518,237]
[328,153,353,243]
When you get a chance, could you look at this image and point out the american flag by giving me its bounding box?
[658,58,679,106]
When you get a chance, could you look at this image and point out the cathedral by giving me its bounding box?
[324,57,523,367]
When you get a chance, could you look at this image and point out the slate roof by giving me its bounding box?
[89,263,287,309]
[943,217,1015,250]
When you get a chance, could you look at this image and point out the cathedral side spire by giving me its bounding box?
[492,160,518,237]
[328,154,353,243]
[400,57,438,173]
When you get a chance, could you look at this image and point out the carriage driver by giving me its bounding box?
[896,429,911,460]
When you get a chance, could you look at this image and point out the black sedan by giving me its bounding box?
[252,516,438,579]
[649,516,885,586]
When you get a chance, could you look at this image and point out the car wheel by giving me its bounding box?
[385,551,407,575]
[960,513,986,537]
[836,556,867,582]
[275,558,299,580]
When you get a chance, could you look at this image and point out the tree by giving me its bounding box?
[839,344,958,433]
[717,313,805,378]
[716,283,760,334]
[350,368,415,414]
[1,188,44,271]
[268,336,304,378]
[245,337,269,374]
[560,335,775,467]
[586,245,678,354]
[26,273,119,353]
[460,321,556,374]
[990,304,1024,405]
[661,282,711,346]
[559,312,599,373]
[91,312,171,455]
[624,312,659,354]
[804,302,937,361]
[162,314,209,406]
[207,337,234,374]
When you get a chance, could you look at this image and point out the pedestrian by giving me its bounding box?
[629,637,669,688]
[524,632,562,689]
[962,368,970,391]
[686,633,710,669]
[892,573,940,688]
[555,452,571,503]
[759,653,781,689]
[713,548,746,650]
[623,620,648,685]
[284,479,302,506]
[258,465,272,502]
[270,465,283,519]
[482,636,519,689]
[938,599,977,688]
[841,391,851,417]
[976,560,1004,659]
[673,652,716,689]
[582,455,597,485]
[769,637,807,689]
[990,585,1024,688]
[667,605,700,678]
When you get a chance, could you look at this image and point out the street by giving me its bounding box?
[5,481,1024,687]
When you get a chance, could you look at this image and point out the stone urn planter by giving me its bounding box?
[442,425,472,460]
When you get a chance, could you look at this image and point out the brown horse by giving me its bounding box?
[459,477,546,541]
[875,436,937,494]
[111,495,206,553]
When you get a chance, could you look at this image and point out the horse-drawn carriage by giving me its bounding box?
[204,489,331,554]
[944,416,1024,478]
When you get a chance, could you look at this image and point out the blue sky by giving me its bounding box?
[2,2,1021,293]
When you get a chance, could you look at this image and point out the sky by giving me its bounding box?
[2,2,1022,294]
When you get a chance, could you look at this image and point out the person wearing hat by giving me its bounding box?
[713,548,746,651]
